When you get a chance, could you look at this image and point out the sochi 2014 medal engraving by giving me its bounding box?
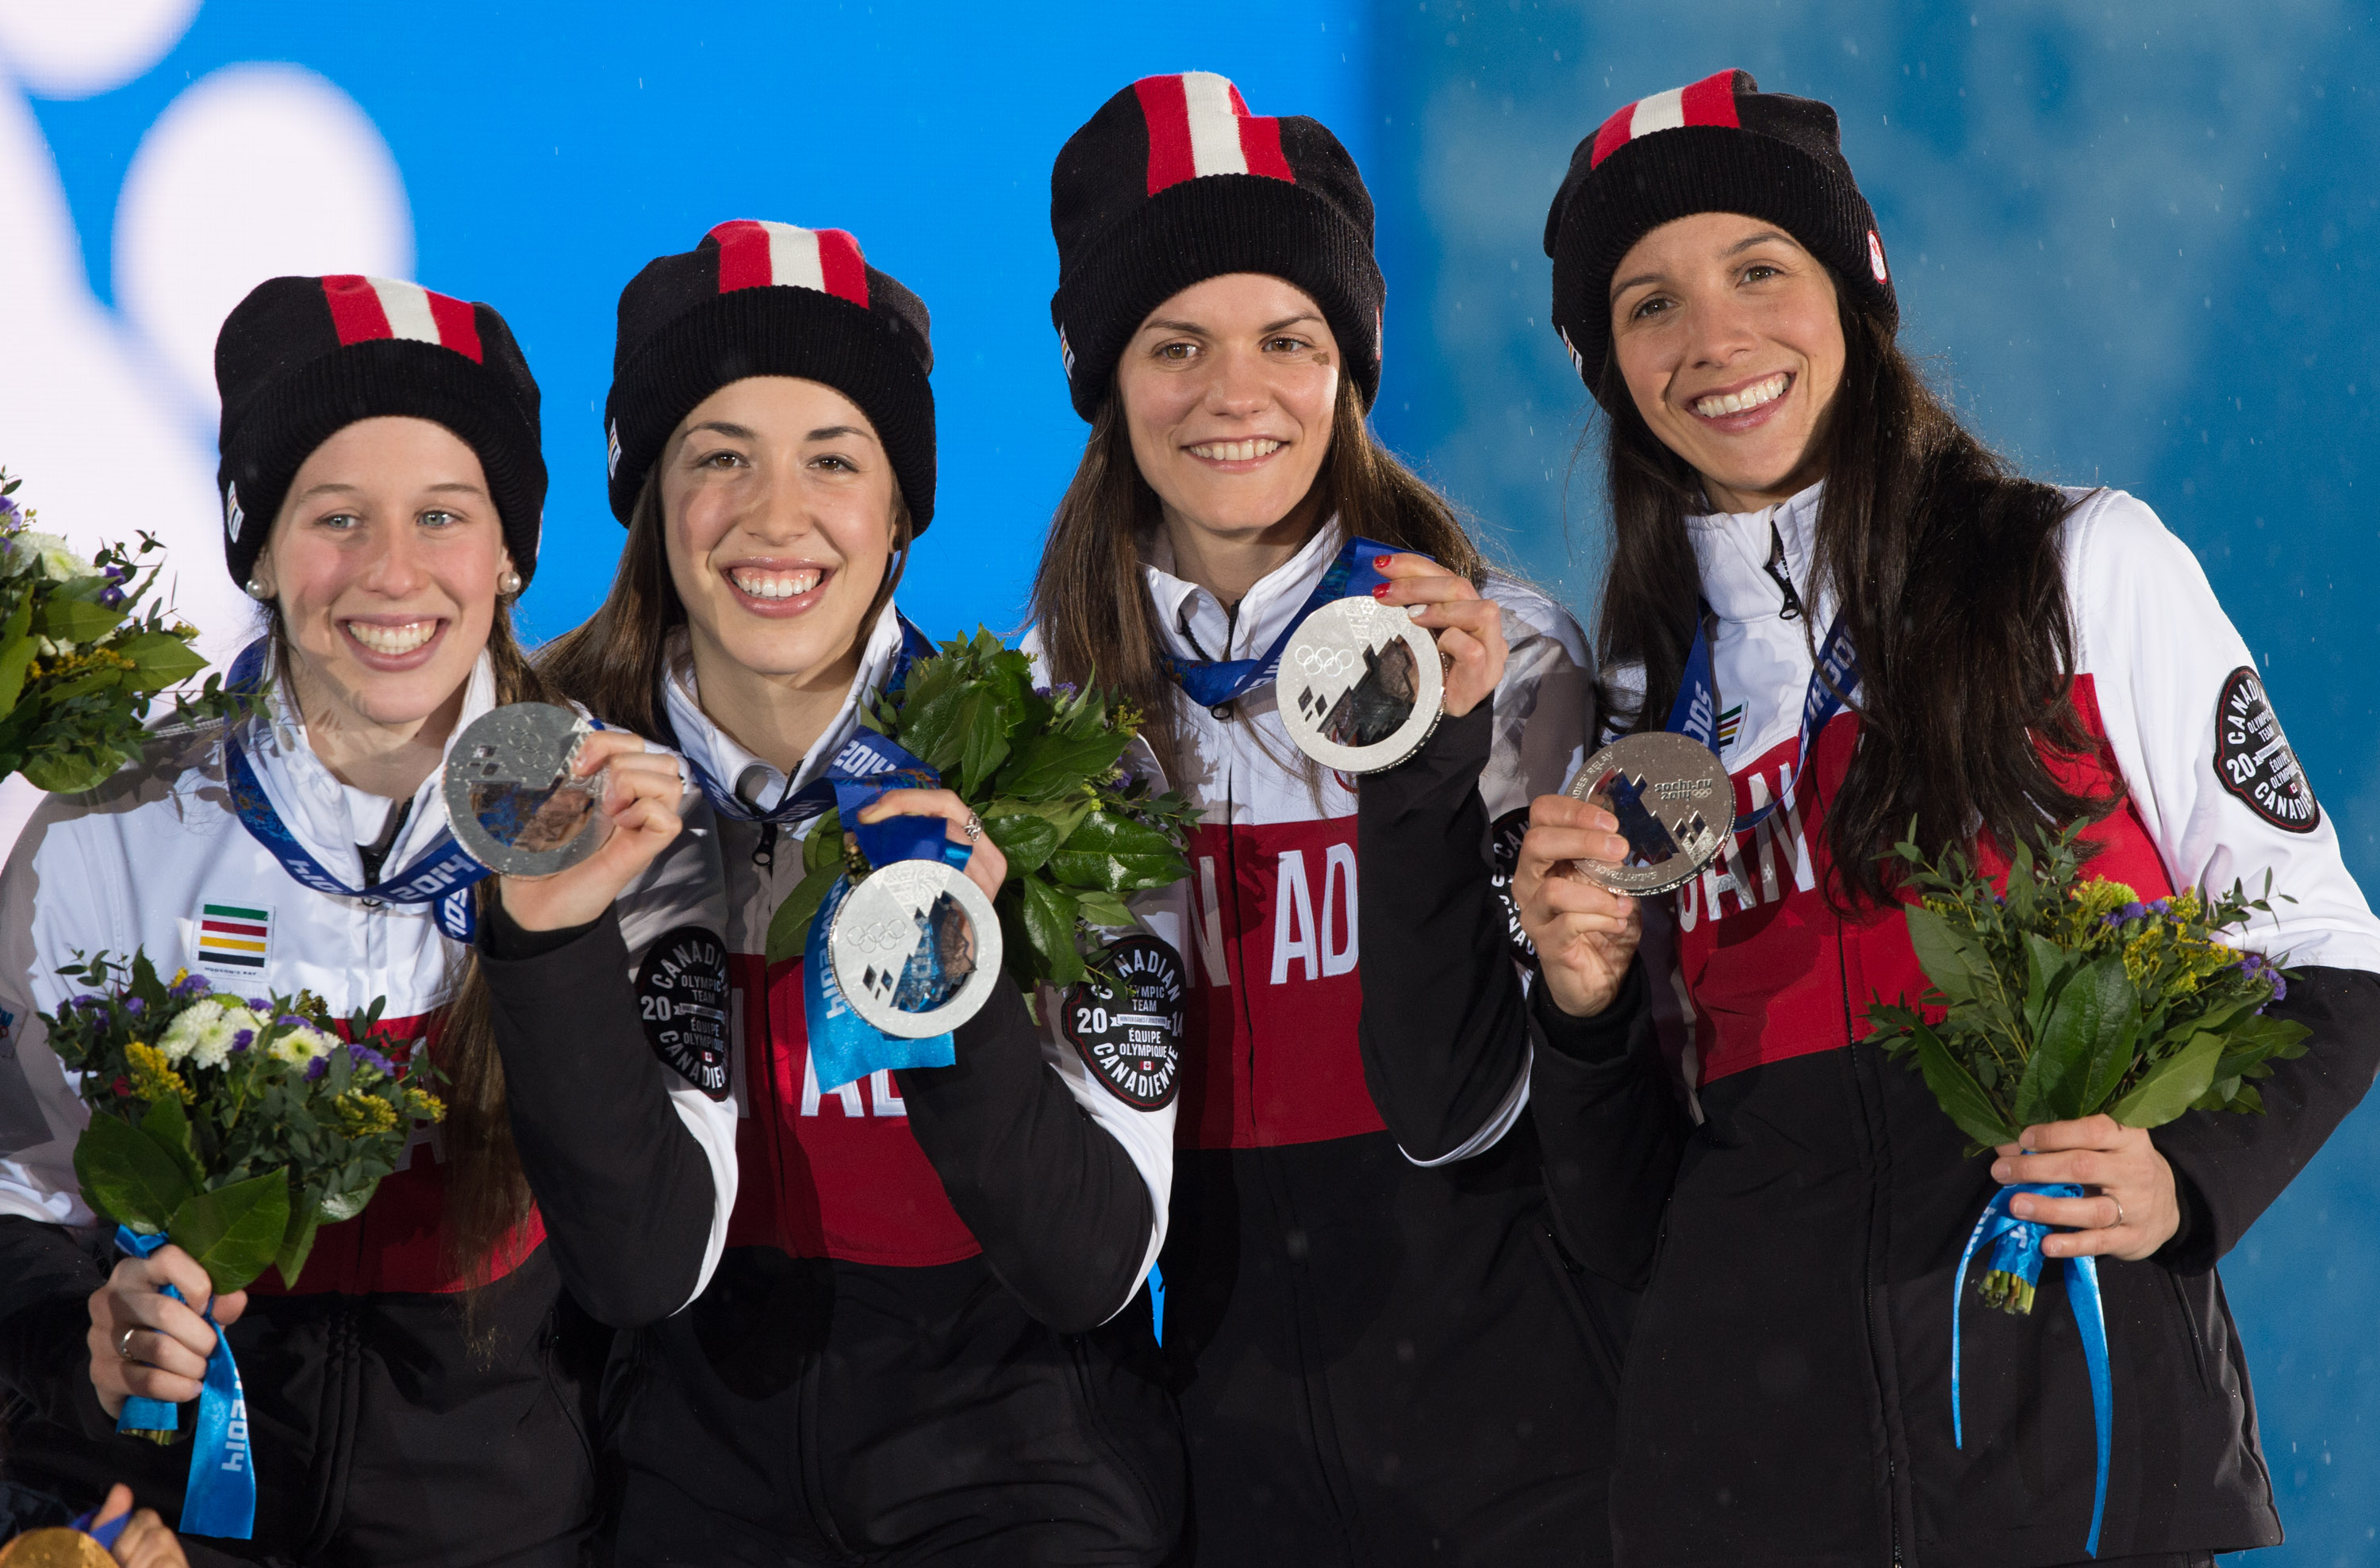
[1278,596,1445,775]
[1562,731,1734,895]
[443,703,610,878]
[828,858,1003,1038]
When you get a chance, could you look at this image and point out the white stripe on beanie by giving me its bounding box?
[368,278,442,346]
[1182,71,1251,178]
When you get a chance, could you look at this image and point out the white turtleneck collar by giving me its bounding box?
[1685,479,1825,625]
[662,600,908,814]
[236,649,498,890]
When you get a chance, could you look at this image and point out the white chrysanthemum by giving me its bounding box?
[3,531,89,584]
[267,1021,336,1066]
[187,1004,261,1070]
[155,999,224,1064]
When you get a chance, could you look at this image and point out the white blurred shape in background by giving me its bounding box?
[0,8,413,856]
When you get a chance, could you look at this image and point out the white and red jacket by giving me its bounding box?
[1525,480,2380,1568]
[1033,521,1633,1566]
[0,658,651,1564]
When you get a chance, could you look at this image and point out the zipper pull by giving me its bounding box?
[753,820,777,869]
[1764,519,1805,622]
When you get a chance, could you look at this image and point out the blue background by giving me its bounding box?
[20,2,2379,1558]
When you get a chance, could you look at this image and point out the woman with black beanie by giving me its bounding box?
[474,219,1187,1567]
[1402,66,2380,1567]
[0,274,615,1565]
[1029,72,1626,1566]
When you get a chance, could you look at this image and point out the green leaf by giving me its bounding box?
[112,631,206,691]
[1019,874,1085,990]
[979,799,1092,877]
[953,686,1014,797]
[36,596,128,643]
[167,1170,292,1295]
[2021,934,2073,1033]
[765,866,842,964]
[317,1176,380,1224]
[1902,904,1993,1006]
[1906,1020,2020,1149]
[1048,811,1189,893]
[140,1095,206,1193]
[2015,954,2134,1125]
[2108,1031,2226,1130]
[73,1112,198,1231]
[1074,889,1138,931]
[996,725,1134,803]
[276,1210,321,1292]
[21,747,118,795]
[801,811,845,877]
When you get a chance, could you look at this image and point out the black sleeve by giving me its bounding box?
[2152,964,2380,1271]
[1526,959,1690,1289]
[479,902,716,1328]
[0,1216,117,1440]
[897,978,1154,1335]
[1354,701,1534,1161]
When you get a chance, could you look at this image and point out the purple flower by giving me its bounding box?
[98,587,125,609]
[67,994,106,1011]
[169,972,211,999]
[305,1056,329,1081]
[122,997,144,1016]
[1034,683,1078,700]
[0,496,15,519]
[277,1013,309,1029]
[246,996,270,1010]
[104,564,132,585]
[2104,902,2151,926]
[347,1042,397,1076]
[231,1029,255,1052]
[2236,951,2289,1008]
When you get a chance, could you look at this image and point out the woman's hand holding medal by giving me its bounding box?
[1368,551,1503,719]
[495,729,690,933]
[852,788,1008,903]
[1512,797,1645,1018]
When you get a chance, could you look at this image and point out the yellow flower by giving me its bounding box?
[126,1041,192,1105]
[2069,880,2140,924]
[329,1091,399,1137]
[400,1087,447,1123]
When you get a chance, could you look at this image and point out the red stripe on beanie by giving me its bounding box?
[322,274,393,344]
[709,220,775,292]
[1587,103,1636,169]
[1135,75,1196,195]
[1679,69,1743,128]
[1238,113,1292,181]
[816,228,870,309]
[426,292,483,362]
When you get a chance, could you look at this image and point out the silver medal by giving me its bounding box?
[827,858,1003,1038]
[1561,731,1734,895]
[443,703,612,878]
[1277,596,1445,775]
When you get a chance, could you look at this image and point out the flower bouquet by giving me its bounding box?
[0,467,242,795]
[765,628,1199,995]
[45,952,443,1298]
[1864,822,2306,1313]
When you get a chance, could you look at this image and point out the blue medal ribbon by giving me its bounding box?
[219,641,484,941]
[800,725,977,1092]
[112,1226,255,1540]
[1657,601,1860,833]
[1161,535,1407,708]
[1951,1183,2112,1558]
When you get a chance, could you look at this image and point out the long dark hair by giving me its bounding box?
[1593,296,2112,907]
[1031,389,1485,781]
[263,604,547,1283]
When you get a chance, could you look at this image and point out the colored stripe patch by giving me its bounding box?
[1590,67,1744,168]
[708,220,870,308]
[1135,71,1292,195]
[319,276,483,362]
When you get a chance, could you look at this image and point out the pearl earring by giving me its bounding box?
[497,569,524,596]
[244,577,271,600]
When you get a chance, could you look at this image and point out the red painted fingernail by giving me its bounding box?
[1371,582,1392,599]
[1373,554,1392,569]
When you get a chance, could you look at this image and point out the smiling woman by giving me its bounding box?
[0,274,630,1563]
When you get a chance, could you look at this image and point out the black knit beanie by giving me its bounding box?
[215,274,547,586]
[605,221,936,531]
[1545,68,1897,407]
[1050,71,1384,421]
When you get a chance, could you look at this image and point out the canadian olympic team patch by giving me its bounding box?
[1488,807,1537,963]
[636,926,733,1100]
[1062,934,1185,1110]
[2214,666,2320,833]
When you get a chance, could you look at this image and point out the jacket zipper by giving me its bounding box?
[1764,520,1805,621]
[753,819,778,869]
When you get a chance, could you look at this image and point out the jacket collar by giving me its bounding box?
[1686,479,1825,625]
[662,600,907,813]
[236,651,497,887]
[1143,515,1347,667]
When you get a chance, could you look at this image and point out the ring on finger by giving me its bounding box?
[2109,1198,2126,1229]
[962,813,982,842]
[117,1325,138,1361]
